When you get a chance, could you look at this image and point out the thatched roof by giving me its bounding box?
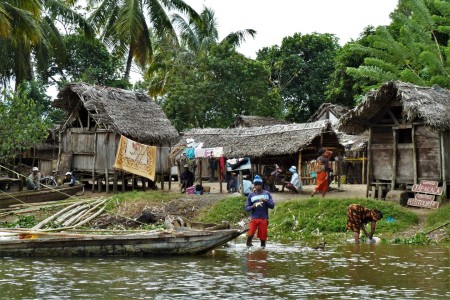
[172,120,338,159]
[229,115,290,128]
[308,103,350,122]
[338,81,450,135]
[337,132,368,152]
[53,83,178,143]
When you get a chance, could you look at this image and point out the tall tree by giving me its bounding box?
[347,0,450,90]
[0,85,50,160]
[146,6,256,96]
[87,0,200,81]
[159,43,281,131]
[43,33,128,88]
[325,26,378,106]
[257,33,339,122]
[0,0,92,89]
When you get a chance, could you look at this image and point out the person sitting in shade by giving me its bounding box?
[240,174,253,196]
[26,167,42,190]
[283,166,302,194]
[62,172,76,187]
[180,164,195,193]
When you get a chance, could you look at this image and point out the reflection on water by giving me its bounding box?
[0,241,448,299]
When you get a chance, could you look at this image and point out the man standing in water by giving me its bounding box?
[245,175,275,249]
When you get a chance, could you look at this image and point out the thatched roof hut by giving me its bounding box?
[229,115,290,128]
[53,83,179,192]
[338,81,450,135]
[54,83,178,143]
[172,120,341,163]
[308,103,350,125]
[337,81,450,201]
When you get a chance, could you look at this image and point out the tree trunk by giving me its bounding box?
[123,46,133,81]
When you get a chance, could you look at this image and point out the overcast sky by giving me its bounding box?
[184,0,399,58]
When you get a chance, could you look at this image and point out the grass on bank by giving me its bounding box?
[196,196,426,244]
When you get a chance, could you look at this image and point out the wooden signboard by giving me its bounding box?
[407,193,439,209]
[412,180,443,196]
[408,180,441,209]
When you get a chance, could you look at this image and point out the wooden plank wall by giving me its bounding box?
[371,127,393,181]
[415,126,440,180]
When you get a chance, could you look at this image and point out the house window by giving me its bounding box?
[398,128,412,143]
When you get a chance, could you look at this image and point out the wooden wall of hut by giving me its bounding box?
[59,127,172,191]
[370,125,444,187]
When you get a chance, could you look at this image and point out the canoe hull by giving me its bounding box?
[0,185,84,208]
[0,229,246,257]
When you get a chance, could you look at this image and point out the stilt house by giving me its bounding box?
[170,120,344,186]
[338,81,450,199]
[52,83,179,192]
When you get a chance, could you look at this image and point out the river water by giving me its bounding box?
[0,239,448,299]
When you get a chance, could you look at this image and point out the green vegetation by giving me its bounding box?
[425,204,450,243]
[269,198,418,242]
[195,196,430,244]
[197,195,248,224]
[0,215,37,228]
[105,190,183,211]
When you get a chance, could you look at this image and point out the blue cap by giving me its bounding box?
[253,175,263,185]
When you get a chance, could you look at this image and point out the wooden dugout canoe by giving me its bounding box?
[0,228,247,257]
[0,185,84,209]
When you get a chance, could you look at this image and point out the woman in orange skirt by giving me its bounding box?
[311,149,332,197]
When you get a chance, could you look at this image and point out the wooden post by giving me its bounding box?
[297,151,302,186]
[121,172,126,192]
[97,175,102,192]
[105,168,109,193]
[440,132,447,199]
[391,129,398,191]
[105,133,110,193]
[412,125,418,184]
[132,174,135,190]
[219,158,223,193]
[159,145,164,191]
[92,132,98,193]
[239,170,244,196]
[366,127,372,198]
[141,177,147,192]
[199,159,203,185]
[113,169,118,193]
[362,151,366,185]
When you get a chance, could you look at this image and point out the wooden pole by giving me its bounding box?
[412,125,418,184]
[440,132,447,199]
[92,132,98,193]
[366,127,372,198]
[362,150,366,185]
[199,159,203,185]
[239,170,243,196]
[219,158,223,193]
[391,129,398,191]
[159,145,164,191]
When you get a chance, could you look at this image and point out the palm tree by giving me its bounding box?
[146,6,256,96]
[87,0,200,81]
[173,6,256,54]
[0,0,92,90]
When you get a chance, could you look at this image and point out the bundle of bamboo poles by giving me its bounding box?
[32,197,108,230]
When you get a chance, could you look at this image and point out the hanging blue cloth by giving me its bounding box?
[185,148,195,159]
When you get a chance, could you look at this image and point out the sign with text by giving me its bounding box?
[412,183,443,195]
[407,198,440,209]
[409,180,442,209]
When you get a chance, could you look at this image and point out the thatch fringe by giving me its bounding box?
[338,81,450,135]
[171,120,336,159]
[53,83,179,144]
